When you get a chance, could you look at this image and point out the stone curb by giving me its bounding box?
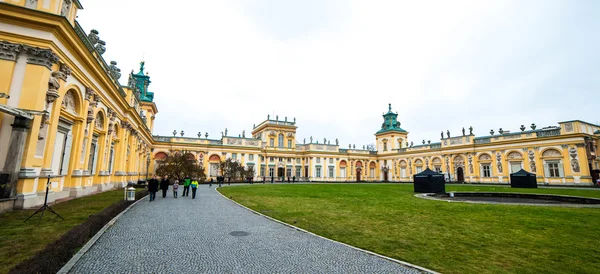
[57,195,148,274]
[216,186,439,274]
[415,193,600,208]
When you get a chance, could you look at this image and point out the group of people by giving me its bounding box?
[147,175,200,201]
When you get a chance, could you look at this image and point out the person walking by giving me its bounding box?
[209,178,213,187]
[270,176,274,184]
[172,180,179,198]
[227,177,231,185]
[147,175,159,202]
[182,176,191,197]
[160,175,170,198]
[287,176,290,183]
[218,176,222,187]
[262,176,266,184]
[191,178,199,199]
[292,176,296,183]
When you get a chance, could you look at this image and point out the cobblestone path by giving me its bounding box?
[70,185,424,273]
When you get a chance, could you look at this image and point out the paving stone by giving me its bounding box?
[70,185,425,273]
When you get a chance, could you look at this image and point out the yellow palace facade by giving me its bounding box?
[0,1,599,212]
[0,1,155,211]
[153,107,600,187]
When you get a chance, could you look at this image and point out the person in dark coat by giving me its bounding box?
[227,177,231,185]
[209,178,213,187]
[292,176,296,183]
[287,176,290,183]
[160,175,170,198]
[147,175,159,202]
[262,176,266,184]
[270,176,274,184]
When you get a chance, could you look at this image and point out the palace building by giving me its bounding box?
[0,1,599,212]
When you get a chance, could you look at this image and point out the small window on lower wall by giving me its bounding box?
[481,164,491,177]
[545,161,563,178]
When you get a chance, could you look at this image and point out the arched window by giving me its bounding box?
[278,134,284,148]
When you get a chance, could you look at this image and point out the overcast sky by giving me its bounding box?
[77,0,600,147]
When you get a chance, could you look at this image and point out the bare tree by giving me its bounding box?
[155,153,206,182]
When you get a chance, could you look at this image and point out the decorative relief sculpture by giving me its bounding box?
[0,41,22,61]
[95,113,104,129]
[496,152,503,172]
[479,154,491,161]
[85,87,95,101]
[541,149,561,157]
[569,147,580,173]
[22,45,59,69]
[564,123,573,132]
[59,62,71,80]
[60,0,72,16]
[62,90,76,114]
[468,154,473,173]
[47,71,61,103]
[507,151,522,159]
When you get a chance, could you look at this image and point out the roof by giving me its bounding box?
[511,169,536,176]
[414,168,444,177]
[376,103,407,135]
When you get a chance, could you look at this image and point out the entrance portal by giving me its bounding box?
[383,171,388,182]
[356,167,362,182]
[277,167,284,179]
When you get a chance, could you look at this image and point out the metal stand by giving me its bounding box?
[24,176,64,223]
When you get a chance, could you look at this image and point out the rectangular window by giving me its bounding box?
[329,158,333,164]
[88,138,98,173]
[548,162,560,177]
[295,167,301,177]
[317,158,321,163]
[340,167,346,178]
[270,138,274,147]
[287,158,291,163]
[383,143,387,151]
[288,140,292,148]
[260,166,265,176]
[296,158,301,164]
[269,167,274,177]
[286,168,291,177]
[400,167,406,178]
[269,157,274,162]
[316,167,321,177]
[232,153,237,160]
[370,168,375,178]
[249,154,254,161]
[482,164,491,177]
[329,166,334,178]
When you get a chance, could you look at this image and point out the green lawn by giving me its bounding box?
[0,189,128,274]
[219,184,600,274]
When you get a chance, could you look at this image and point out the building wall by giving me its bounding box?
[0,3,152,209]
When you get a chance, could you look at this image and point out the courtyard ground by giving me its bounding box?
[219,184,600,274]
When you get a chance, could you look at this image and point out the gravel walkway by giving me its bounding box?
[70,184,425,273]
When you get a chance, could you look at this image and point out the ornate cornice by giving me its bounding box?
[22,45,58,69]
[0,40,22,61]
